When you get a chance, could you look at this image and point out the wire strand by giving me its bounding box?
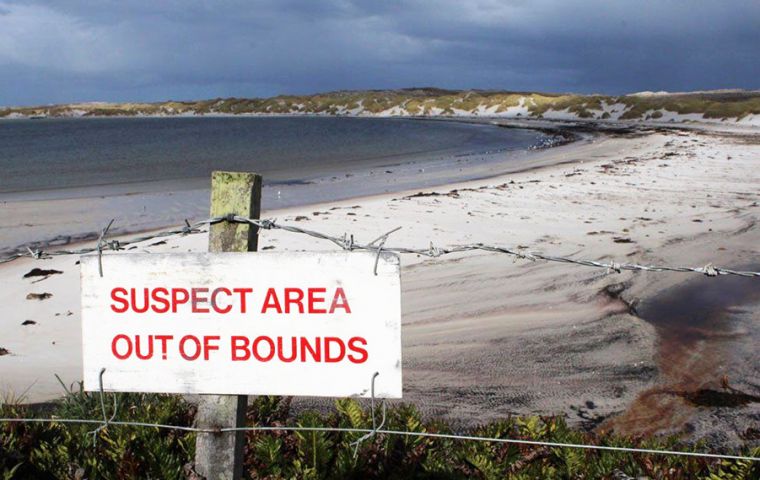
[0,417,757,462]
[2,216,758,278]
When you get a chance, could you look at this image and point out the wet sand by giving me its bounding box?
[605,263,760,447]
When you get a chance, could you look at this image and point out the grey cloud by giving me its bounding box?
[0,0,758,105]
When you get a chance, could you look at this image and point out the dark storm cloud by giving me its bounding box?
[0,0,758,105]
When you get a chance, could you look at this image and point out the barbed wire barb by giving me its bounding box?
[368,227,401,275]
[367,226,402,247]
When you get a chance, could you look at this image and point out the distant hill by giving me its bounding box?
[2,88,759,125]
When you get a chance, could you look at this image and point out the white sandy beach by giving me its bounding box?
[1,124,758,446]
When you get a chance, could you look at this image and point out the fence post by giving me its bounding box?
[195,171,262,480]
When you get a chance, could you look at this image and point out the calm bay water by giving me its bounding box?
[0,116,542,195]
[0,117,547,253]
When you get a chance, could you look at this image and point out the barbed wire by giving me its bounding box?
[1,215,758,278]
[2,218,760,465]
[0,219,204,265]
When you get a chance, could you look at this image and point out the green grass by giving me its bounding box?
[1,383,758,479]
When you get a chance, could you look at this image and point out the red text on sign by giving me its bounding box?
[231,335,367,364]
[109,287,351,315]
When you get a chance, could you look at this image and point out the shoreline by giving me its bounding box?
[5,109,760,133]
[1,121,758,449]
[0,118,580,257]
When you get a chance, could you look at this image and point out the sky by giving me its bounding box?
[0,0,758,106]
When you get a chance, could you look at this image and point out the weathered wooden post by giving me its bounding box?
[195,171,262,479]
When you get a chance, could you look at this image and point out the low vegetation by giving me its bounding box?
[2,89,758,122]
[1,382,757,479]
[619,92,760,120]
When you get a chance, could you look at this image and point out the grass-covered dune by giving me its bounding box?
[2,88,759,124]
